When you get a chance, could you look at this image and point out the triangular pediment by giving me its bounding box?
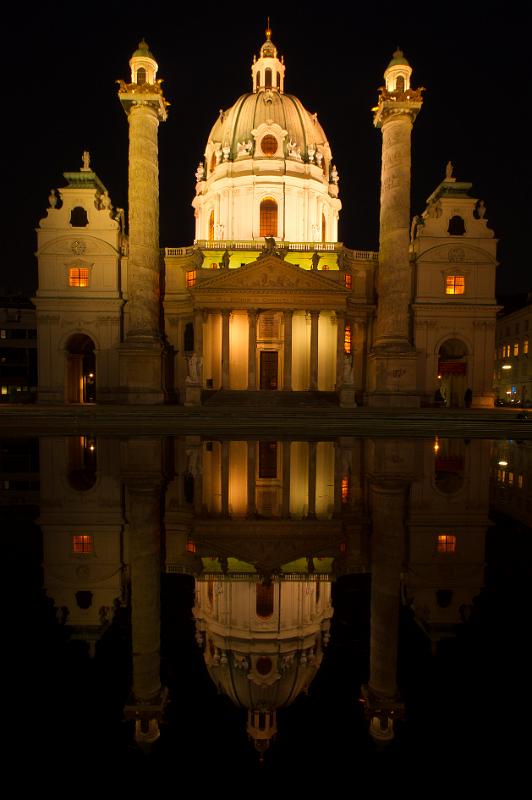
[195,254,347,293]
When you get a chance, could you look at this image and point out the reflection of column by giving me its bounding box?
[336,312,345,388]
[308,441,317,518]
[283,310,293,391]
[282,441,291,517]
[362,479,407,742]
[333,441,343,517]
[123,476,167,746]
[222,310,230,389]
[310,311,319,390]
[248,310,257,390]
[221,440,229,516]
[247,440,256,517]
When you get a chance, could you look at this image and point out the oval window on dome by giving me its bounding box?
[261,135,278,157]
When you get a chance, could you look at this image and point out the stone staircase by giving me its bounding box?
[202,390,339,407]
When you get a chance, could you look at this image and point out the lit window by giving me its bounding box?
[508,472,514,486]
[513,342,519,356]
[1,386,7,395]
[437,534,456,553]
[445,275,465,295]
[260,135,278,156]
[208,209,215,240]
[72,534,93,553]
[344,322,352,355]
[186,270,197,288]
[69,267,89,287]
[186,540,196,553]
[137,67,146,85]
[260,198,278,237]
[524,338,529,355]
[341,476,349,503]
[345,274,352,289]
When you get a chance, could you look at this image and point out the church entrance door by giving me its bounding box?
[260,351,278,390]
[65,333,96,403]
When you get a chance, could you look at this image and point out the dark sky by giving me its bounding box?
[3,1,528,298]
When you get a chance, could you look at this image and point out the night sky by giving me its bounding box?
[3,1,528,299]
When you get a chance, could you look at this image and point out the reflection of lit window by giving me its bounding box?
[524,339,529,355]
[256,582,274,618]
[513,342,519,356]
[518,474,524,489]
[344,322,352,355]
[437,534,456,553]
[445,275,465,295]
[0,330,5,339]
[186,270,197,288]
[341,476,349,503]
[508,472,514,486]
[72,534,93,553]
[69,267,89,287]
[186,540,196,553]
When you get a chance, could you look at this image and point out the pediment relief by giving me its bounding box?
[195,255,347,293]
[39,235,119,257]
[417,243,496,265]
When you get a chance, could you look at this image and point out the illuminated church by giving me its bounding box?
[34,29,498,408]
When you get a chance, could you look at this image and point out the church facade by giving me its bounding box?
[33,31,498,408]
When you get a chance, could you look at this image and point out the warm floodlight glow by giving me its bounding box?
[502,364,512,370]
[498,460,508,466]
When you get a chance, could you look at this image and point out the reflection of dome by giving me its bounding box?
[194,575,332,753]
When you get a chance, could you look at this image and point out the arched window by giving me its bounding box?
[256,582,274,618]
[276,72,281,89]
[210,152,216,174]
[322,212,327,243]
[137,67,146,85]
[260,198,278,237]
[208,209,215,241]
[261,135,278,156]
[265,68,272,88]
[396,75,405,92]
[448,215,466,235]
[70,206,88,227]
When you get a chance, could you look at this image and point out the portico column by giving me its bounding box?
[307,441,317,518]
[194,309,204,367]
[283,310,293,391]
[336,311,346,388]
[221,440,229,516]
[221,310,230,389]
[282,440,291,517]
[309,310,319,390]
[248,310,257,390]
[247,440,256,517]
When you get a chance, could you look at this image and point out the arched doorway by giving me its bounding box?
[437,339,468,408]
[65,334,96,403]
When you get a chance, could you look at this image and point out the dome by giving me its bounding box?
[387,47,410,68]
[206,91,329,163]
[132,38,154,59]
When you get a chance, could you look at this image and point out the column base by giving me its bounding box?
[113,340,167,404]
[366,348,420,408]
[360,683,405,743]
[339,385,357,407]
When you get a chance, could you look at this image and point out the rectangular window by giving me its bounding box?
[259,441,278,479]
[524,338,529,355]
[513,342,519,356]
[445,275,465,295]
[344,274,352,289]
[69,267,89,287]
[508,472,514,486]
[186,270,197,287]
[437,534,456,553]
[72,534,93,553]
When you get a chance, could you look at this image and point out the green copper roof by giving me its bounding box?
[387,47,410,68]
[132,39,154,59]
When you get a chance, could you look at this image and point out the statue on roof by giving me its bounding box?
[445,160,453,180]
[81,150,91,171]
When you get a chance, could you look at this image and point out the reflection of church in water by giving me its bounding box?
[33,433,490,753]
[33,28,498,409]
